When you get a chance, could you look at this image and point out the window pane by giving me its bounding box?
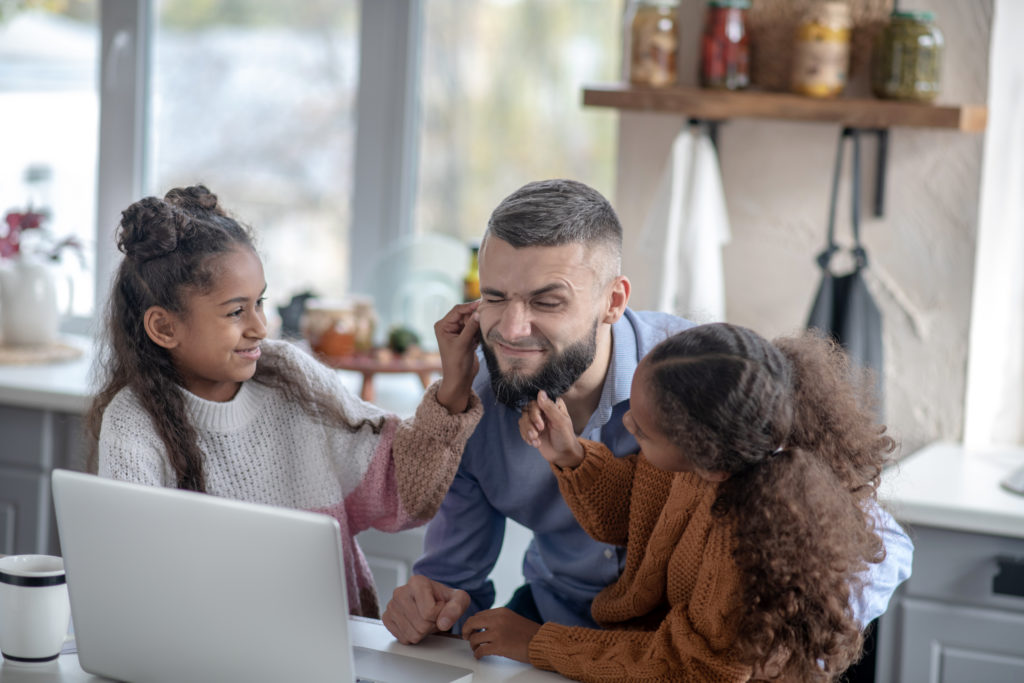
[0,5,99,317]
[417,0,621,244]
[151,0,359,314]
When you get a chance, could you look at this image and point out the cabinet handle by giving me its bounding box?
[993,555,1024,598]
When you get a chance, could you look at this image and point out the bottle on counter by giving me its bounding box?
[871,10,944,102]
[628,0,680,88]
[791,1,851,98]
[699,0,750,91]
[463,243,480,302]
[352,297,377,353]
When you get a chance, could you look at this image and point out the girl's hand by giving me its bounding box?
[519,391,584,469]
[435,300,480,414]
[462,607,542,663]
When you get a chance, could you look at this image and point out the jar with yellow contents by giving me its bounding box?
[629,0,679,87]
[790,1,851,98]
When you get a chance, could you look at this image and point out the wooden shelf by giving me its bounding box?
[582,83,987,132]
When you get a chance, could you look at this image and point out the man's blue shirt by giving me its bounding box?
[413,308,913,630]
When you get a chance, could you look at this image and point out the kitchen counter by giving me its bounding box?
[876,441,1024,683]
[0,336,94,414]
[879,440,1024,539]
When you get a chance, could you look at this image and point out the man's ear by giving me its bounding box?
[601,275,631,325]
[143,306,181,349]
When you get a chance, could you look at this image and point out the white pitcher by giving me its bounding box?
[0,257,62,347]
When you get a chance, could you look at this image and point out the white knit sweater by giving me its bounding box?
[97,339,482,616]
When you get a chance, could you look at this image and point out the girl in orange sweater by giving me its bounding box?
[464,323,895,682]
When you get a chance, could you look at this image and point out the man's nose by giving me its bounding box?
[496,302,532,341]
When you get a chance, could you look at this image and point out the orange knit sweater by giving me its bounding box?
[527,440,753,683]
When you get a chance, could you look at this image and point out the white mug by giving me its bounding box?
[0,555,71,664]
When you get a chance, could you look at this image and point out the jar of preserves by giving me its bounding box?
[629,0,679,87]
[871,10,944,102]
[791,1,851,98]
[700,0,750,90]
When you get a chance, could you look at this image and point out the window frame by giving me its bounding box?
[86,0,419,325]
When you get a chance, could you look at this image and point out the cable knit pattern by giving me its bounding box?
[97,339,482,618]
[528,439,752,682]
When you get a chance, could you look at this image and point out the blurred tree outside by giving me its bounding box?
[152,0,359,307]
[417,0,621,245]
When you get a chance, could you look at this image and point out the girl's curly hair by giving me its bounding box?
[85,185,382,491]
[644,323,894,680]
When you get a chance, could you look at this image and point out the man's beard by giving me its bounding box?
[481,319,599,409]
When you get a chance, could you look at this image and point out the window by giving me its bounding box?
[40,0,624,323]
[0,3,99,317]
[416,0,621,244]
[150,0,359,312]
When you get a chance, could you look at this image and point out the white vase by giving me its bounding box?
[0,257,60,347]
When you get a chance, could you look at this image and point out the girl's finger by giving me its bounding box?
[527,401,545,432]
[537,391,563,422]
[459,312,480,340]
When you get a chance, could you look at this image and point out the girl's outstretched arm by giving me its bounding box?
[434,300,480,414]
[342,302,483,531]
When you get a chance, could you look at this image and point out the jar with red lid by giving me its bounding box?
[700,0,750,90]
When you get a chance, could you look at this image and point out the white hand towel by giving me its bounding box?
[640,125,731,322]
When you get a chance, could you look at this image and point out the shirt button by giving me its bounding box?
[603,548,614,559]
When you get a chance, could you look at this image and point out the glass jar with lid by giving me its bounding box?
[871,10,944,102]
[629,0,679,87]
[791,1,851,98]
[699,0,751,90]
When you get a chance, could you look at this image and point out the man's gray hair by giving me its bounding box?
[485,179,623,266]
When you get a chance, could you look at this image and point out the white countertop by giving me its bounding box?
[0,617,565,682]
[0,335,426,418]
[0,336,94,414]
[880,441,1024,540]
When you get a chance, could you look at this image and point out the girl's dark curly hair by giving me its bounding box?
[85,185,382,492]
[644,323,894,680]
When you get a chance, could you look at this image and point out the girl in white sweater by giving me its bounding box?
[85,185,482,617]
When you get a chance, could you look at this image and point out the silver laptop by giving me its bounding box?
[52,469,472,683]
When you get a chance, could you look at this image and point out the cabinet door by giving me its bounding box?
[940,647,1024,682]
[898,596,1024,683]
[0,405,49,468]
[0,467,49,555]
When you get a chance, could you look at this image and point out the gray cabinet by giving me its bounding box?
[0,404,85,555]
[877,525,1024,682]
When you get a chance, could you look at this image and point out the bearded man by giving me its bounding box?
[382,179,913,658]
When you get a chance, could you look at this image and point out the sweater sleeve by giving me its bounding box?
[342,380,483,533]
[390,380,483,519]
[551,439,640,547]
[527,610,750,683]
[527,520,751,683]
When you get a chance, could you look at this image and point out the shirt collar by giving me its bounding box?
[583,312,639,435]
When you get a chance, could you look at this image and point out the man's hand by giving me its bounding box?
[435,301,481,414]
[462,607,542,663]
[382,575,471,644]
[518,390,584,469]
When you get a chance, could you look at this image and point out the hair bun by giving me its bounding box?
[164,185,225,215]
[117,185,226,262]
[117,196,184,262]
